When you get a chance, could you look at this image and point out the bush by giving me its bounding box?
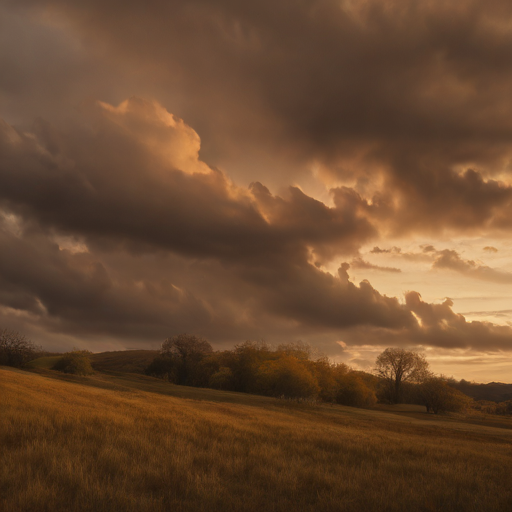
[0,329,40,367]
[336,372,377,408]
[53,350,94,376]
[256,355,320,400]
[209,367,235,390]
[419,377,472,414]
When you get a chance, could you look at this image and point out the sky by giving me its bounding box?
[1,0,511,382]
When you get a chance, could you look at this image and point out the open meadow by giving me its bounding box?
[1,365,511,512]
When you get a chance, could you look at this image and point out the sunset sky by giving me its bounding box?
[1,0,512,382]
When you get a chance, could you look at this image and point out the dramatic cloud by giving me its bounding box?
[370,244,512,283]
[0,99,378,266]
[432,249,512,284]
[6,0,512,236]
[342,292,512,352]
[1,1,512,378]
[0,100,411,349]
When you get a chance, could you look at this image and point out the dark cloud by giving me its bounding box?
[370,246,402,254]
[432,249,512,283]
[0,211,416,352]
[0,99,376,268]
[342,292,512,352]
[1,1,512,363]
[483,246,498,253]
[368,245,433,262]
[370,244,512,283]
[350,257,401,273]
[3,0,512,235]
[0,100,413,350]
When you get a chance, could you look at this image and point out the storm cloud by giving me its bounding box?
[5,0,512,235]
[1,1,512,373]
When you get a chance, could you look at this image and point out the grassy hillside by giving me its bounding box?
[90,350,158,374]
[24,350,157,374]
[1,367,511,512]
[24,355,62,369]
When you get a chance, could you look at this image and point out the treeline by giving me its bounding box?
[2,326,509,416]
[145,337,496,415]
[145,334,377,407]
[471,400,512,416]
[0,329,41,367]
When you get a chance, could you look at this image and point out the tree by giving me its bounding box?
[310,359,345,403]
[230,341,273,393]
[419,376,473,414]
[146,333,213,385]
[53,350,94,376]
[0,329,40,367]
[375,348,430,404]
[208,366,235,390]
[335,371,377,408]
[256,355,320,400]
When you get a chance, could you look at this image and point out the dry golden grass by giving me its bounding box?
[1,367,511,512]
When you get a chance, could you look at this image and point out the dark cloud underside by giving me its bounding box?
[0,1,511,358]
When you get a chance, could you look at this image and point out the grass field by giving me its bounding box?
[24,356,62,370]
[89,350,158,374]
[1,366,511,512]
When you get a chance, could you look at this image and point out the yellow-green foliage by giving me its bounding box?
[1,367,511,512]
[256,355,320,399]
[146,340,380,405]
[52,350,94,376]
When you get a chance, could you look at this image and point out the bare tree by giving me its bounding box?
[0,329,40,367]
[375,348,430,403]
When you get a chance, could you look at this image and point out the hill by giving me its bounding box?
[1,366,511,512]
[25,355,63,370]
[453,380,512,402]
[90,349,158,374]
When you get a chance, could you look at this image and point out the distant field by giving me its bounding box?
[90,350,158,374]
[1,367,511,512]
[24,355,62,369]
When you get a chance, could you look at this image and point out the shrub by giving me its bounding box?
[419,377,472,414]
[0,329,40,368]
[53,350,94,376]
[336,372,377,408]
[256,355,320,400]
[209,367,235,390]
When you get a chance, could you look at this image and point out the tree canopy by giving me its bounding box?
[375,348,430,403]
[0,329,40,368]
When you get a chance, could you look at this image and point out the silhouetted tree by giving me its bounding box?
[375,348,430,403]
[230,341,273,393]
[419,376,472,414]
[147,334,213,385]
[0,329,40,367]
